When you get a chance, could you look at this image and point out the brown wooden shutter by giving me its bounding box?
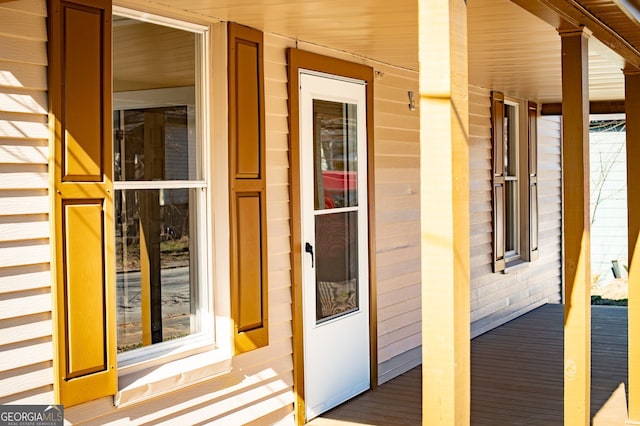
[491,92,506,272]
[528,101,539,261]
[48,0,116,406]
[228,23,269,354]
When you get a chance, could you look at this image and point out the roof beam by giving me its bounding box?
[541,100,626,115]
[512,0,640,69]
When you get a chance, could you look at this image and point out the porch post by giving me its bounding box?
[625,67,640,425]
[559,27,592,426]
[418,0,470,424]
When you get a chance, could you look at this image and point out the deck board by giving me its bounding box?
[307,303,628,425]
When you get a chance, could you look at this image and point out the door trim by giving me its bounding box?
[287,48,377,425]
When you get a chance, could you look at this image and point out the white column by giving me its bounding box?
[625,68,640,425]
[419,0,470,424]
[559,27,592,426]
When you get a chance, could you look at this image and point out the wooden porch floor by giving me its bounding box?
[307,303,628,425]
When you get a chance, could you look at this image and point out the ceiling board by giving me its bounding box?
[134,0,630,102]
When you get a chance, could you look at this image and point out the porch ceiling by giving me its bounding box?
[134,0,638,104]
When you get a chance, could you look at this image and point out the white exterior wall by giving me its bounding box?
[0,0,54,406]
[468,85,563,337]
[370,67,422,382]
[0,4,564,422]
[62,31,424,424]
[590,127,627,285]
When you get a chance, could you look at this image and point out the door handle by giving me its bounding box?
[305,242,314,267]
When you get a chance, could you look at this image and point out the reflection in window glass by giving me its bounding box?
[504,103,519,257]
[114,106,197,181]
[315,211,359,323]
[113,15,204,353]
[313,100,358,210]
[115,189,196,352]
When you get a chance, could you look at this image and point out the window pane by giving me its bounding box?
[115,189,196,352]
[504,104,518,177]
[503,103,519,257]
[114,105,197,181]
[505,180,518,254]
[315,211,359,323]
[113,17,198,181]
[313,100,358,210]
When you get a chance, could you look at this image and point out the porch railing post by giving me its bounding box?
[418,0,471,424]
[559,26,592,426]
[625,67,640,425]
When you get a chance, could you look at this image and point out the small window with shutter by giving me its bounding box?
[491,92,538,273]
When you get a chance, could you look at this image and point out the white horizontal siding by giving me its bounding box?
[1,338,52,372]
[0,190,48,215]
[370,64,421,378]
[0,36,47,66]
[0,0,52,405]
[0,288,51,321]
[469,85,562,337]
[0,214,49,241]
[590,129,628,284]
[0,364,53,400]
[0,313,51,346]
[0,116,49,139]
[0,141,48,164]
[0,165,48,189]
[0,89,47,114]
[0,0,47,17]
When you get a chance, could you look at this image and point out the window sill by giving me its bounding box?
[503,259,529,274]
[114,348,232,407]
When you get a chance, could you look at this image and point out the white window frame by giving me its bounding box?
[112,7,232,405]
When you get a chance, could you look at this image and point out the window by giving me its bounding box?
[491,92,539,272]
[51,0,267,406]
[112,13,210,362]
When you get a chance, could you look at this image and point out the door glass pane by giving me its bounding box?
[115,188,196,352]
[313,100,358,210]
[315,211,359,323]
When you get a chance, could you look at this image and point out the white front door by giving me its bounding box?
[299,71,370,420]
